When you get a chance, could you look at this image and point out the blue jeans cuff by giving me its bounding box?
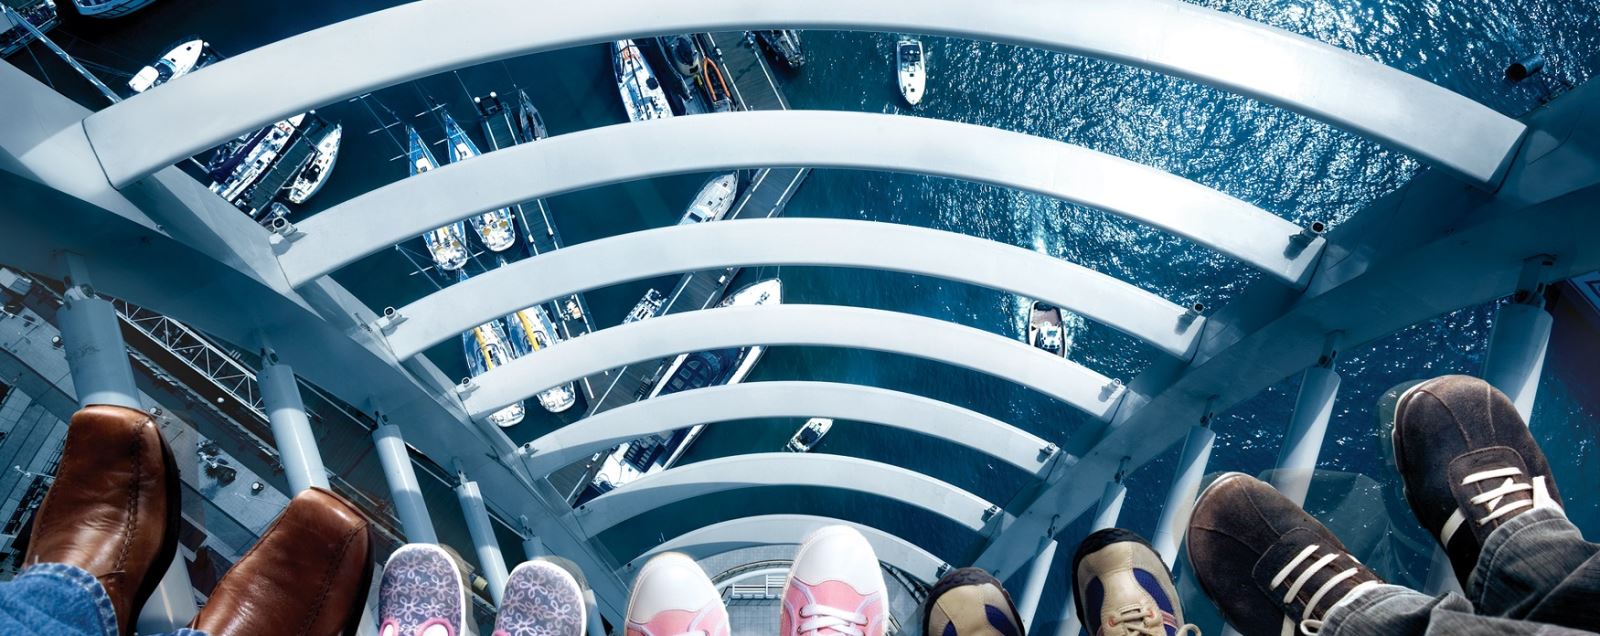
[1469,506,1568,601]
[18,562,121,636]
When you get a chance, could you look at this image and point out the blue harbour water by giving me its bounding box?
[15,0,1600,632]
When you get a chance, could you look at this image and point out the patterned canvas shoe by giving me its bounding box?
[923,567,1025,636]
[1072,529,1197,636]
[781,525,889,636]
[1188,473,1383,636]
[378,543,466,636]
[1391,375,1566,586]
[495,559,586,636]
[625,552,730,636]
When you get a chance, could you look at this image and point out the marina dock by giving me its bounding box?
[548,32,812,501]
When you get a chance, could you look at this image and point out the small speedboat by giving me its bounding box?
[786,418,833,452]
[664,34,703,76]
[623,289,665,324]
[1028,301,1070,358]
[128,37,217,94]
[678,172,739,224]
[896,37,926,107]
[758,30,807,69]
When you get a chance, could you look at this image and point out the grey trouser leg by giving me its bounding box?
[1470,507,1600,630]
[1323,508,1600,635]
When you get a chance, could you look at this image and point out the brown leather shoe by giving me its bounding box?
[190,487,372,636]
[24,405,180,636]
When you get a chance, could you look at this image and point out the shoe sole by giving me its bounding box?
[1070,527,1174,631]
[128,424,182,636]
[339,503,376,636]
[1184,471,1253,610]
[1388,378,1432,505]
[920,568,1023,636]
[382,543,468,636]
[502,560,587,636]
[626,552,713,627]
[784,525,889,598]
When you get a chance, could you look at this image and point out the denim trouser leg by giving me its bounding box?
[1324,508,1600,635]
[0,563,206,636]
[1469,507,1600,631]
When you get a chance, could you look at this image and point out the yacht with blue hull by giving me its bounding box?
[585,278,783,497]
[462,316,526,428]
[408,126,470,272]
[613,39,673,122]
[442,110,517,252]
[504,302,578,414]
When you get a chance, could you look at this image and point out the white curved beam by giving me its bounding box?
[518,381,1057,478]
[620,515,948,584]
[84,0,1523,187]
[279,112,1319,287]
[573,454,1003,537]
[462,304,1126,422]
[380,219,1203,360]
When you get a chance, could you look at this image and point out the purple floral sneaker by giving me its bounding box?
[495,559,587,636]
[379,543,467,636]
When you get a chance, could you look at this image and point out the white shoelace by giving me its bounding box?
[798,604,867,636]
[1438,467,1553,546]
[1270,544,1378,636]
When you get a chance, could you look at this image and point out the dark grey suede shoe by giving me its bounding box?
[1391,374,1565,586]
[1187,473,1383,636]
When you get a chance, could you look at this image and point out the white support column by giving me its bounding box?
[1483,257,1554,423]
[258,346,330,494]
[1012,539,1058,629]
[1152,422,1217,565]
[1270,350,1341,507]
[54,256,199,632]
[457,473,511,605]
[373,422,439,544]
[1054,476,1129,636]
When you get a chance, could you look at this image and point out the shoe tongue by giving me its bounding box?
[1446,446,1535,543]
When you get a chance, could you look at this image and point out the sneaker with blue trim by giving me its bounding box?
[1073,528,1199,636]
[923,567,1025,636]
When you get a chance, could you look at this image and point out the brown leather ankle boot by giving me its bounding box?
[24,405,181,636]
[190,487,373,636]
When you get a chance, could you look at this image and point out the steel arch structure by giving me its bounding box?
[378,218,1204,360]
[278,112,1320,287]
[620,515,948,584]
[516,381,1060,479]
[4,9,1600,626]
[459,305,1127,422]
[572,454,1004,537]
[81,0,1522,187]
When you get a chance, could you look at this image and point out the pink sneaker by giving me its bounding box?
[781,526,889,636]
[625,552,730,636]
